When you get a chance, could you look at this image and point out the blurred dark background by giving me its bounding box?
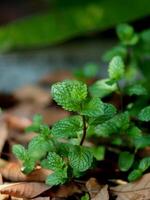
[0,0,149,92]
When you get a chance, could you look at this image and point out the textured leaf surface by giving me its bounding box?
[108,56,125,81]
[12,144,27,161]
[89,103,117,125]
[52,116,83,138]
[46,169,68,186]
[138,106,150,122]
[69,146,93,172]
[0,182,51,198]
[80,98,104,117]
[51,80,87,111]
[41,152,65,171]
[95,112,129,137]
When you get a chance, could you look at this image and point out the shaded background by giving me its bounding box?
[0,0,150,91]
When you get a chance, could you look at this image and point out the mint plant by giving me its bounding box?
[12,24,150,186]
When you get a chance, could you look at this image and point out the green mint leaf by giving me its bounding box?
[139,157,150,172]
[69,146,93,172]
[117,24,139,45]
[46,168,68,186]
[126,84,147,96]
[51,80,87,111]
[90,146,105,161]
[56,142,74,157]
[28,135,53,160]
[128,169,142,182]
[41,152,66,171]
[80,98,104,117]
[39,125,51,136]
[138,106,150,122]
[95,112,129,137]
[89,78,117,98]
[52,116,83,139]
[12,144,27,161]
[103,103,117,119]
[118,151,134,172]
[108,56,125,81]
[88,103,117,125]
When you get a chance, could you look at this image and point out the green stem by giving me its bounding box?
[80,115,87,146]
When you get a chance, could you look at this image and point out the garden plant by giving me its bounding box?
[12,24,150,199]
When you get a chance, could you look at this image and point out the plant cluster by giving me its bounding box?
[13,24,150,186]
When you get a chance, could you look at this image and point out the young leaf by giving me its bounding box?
[118,151,134,172]
[89,78,117,98]
[138,106,150,122]
[69,146,93,172]
[41,152,66,171]
[108,56,125,81]
[80,98,104,117]
[25,114,43,133]
[51,80,87,111]
[28,135,53,160]
[116,24,139,45]
[46,168,68,186]
[51,116,83,138]
[128,169,143,182]
[12,144,27,161]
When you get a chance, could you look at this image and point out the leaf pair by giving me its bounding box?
[51,80,104,117]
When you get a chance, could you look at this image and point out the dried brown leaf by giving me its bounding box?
[111,173,150,200]
[0,163,52,182]
[14,85,51,106]
[0,182,51,199]
[92,185,109,200]
[5,114,31,131]
[6,103,69,126]
[39,70,73,85]
[48,182,82,198]
[86,178,102,198]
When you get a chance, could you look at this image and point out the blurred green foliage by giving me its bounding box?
[0,0,150,51]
